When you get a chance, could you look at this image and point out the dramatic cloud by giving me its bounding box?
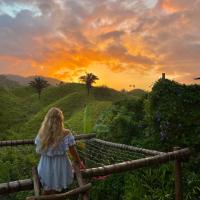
[0,0,199,90]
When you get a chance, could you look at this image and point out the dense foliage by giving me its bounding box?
[0,83,125,199]
[93,78,200,199]
[146,78,200,150]
[93,97,175,199]
[145,78,200,199]
[94,97,146,144]
[0,79,199,199]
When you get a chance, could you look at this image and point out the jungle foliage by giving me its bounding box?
[93,78,200,199]
[0,79,199,199]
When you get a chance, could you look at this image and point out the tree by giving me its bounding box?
[79,72,99,96]
[29,77,49,99]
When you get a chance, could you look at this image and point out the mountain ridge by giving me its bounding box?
[1,74,64,86]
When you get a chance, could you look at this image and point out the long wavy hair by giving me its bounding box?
[38,107,64,151]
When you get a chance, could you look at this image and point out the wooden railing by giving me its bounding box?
[0,134,190,200]
[0,133,96,147]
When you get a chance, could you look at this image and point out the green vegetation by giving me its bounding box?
[0,79,199,199]
[93,78,200,199]
[128,88,147,99]
[0,82,126,200]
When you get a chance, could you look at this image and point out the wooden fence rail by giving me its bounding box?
[0,133,96,147]
[26,184,92,200]
[0,148,190,196]
[92,138,164,156]
[82,148,190,178]
[0,179,33,194]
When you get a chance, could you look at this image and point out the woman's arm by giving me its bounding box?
[69,145,85,169]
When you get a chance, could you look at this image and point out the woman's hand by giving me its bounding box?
[79,161,86,170]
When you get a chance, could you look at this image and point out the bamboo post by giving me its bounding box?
[162,73,166,79]
[173,147,183,200]
[32,167,41,197]
[73,162,90,200]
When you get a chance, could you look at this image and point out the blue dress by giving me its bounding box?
[35,133,76,191]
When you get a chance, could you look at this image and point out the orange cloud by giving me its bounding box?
[159,0,183,12]
[159,0,197,13]
[0,0,199,90]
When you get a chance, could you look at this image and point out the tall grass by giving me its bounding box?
[83,104,92,133]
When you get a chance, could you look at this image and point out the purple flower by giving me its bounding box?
[160,131,168,141]
[155,112,161,122]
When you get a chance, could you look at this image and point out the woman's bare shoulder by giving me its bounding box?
[63,128,72,136]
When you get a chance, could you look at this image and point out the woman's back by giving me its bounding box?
[35,130,76,156]
[35,129,76,192]
[35,107,84,194]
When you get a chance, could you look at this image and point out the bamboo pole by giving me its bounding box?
[0,139,34,147]
[75,133,96,141]
[73,162,90,200]
[0,179,33,194]
[92,138,164,156]
[0,134,96,147]
[26,183,92,200]
[82,148,190,178]
[0,148,190,195]
[173,147,183,200]
[32,167,41,197]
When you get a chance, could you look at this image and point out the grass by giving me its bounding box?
[0,83,147,200]
[0,87,29,135]
[0,83,134,140]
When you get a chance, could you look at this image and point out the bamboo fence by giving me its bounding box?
[0,133,96,147]
[0,148,190,197]
[92,138,164,156]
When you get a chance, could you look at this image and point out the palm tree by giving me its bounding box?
[29,77,49,99]
[79,72,99,96]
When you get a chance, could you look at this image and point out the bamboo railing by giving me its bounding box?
[0,179,33,194]
[26,164,91,200]
[26,184,92,200]
[82,148,190,178]
[0,147,190,197]
[92,138,164,156]
[0,134,190,200]
[0,133,96,147]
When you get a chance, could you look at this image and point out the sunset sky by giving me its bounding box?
[0,0,200,90]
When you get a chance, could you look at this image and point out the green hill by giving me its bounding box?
[4,74,62,86]
[0,83,130,140]
[128,89,147,98]
[0,75,19,88]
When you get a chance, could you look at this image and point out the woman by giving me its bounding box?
[35,107,85,195]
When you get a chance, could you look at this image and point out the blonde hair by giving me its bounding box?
[38,107,64,151]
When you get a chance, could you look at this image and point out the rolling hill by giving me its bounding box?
[0,80,147,140]
[128,88,147,98]
[0,83,131,140]
[0,75,19,88]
